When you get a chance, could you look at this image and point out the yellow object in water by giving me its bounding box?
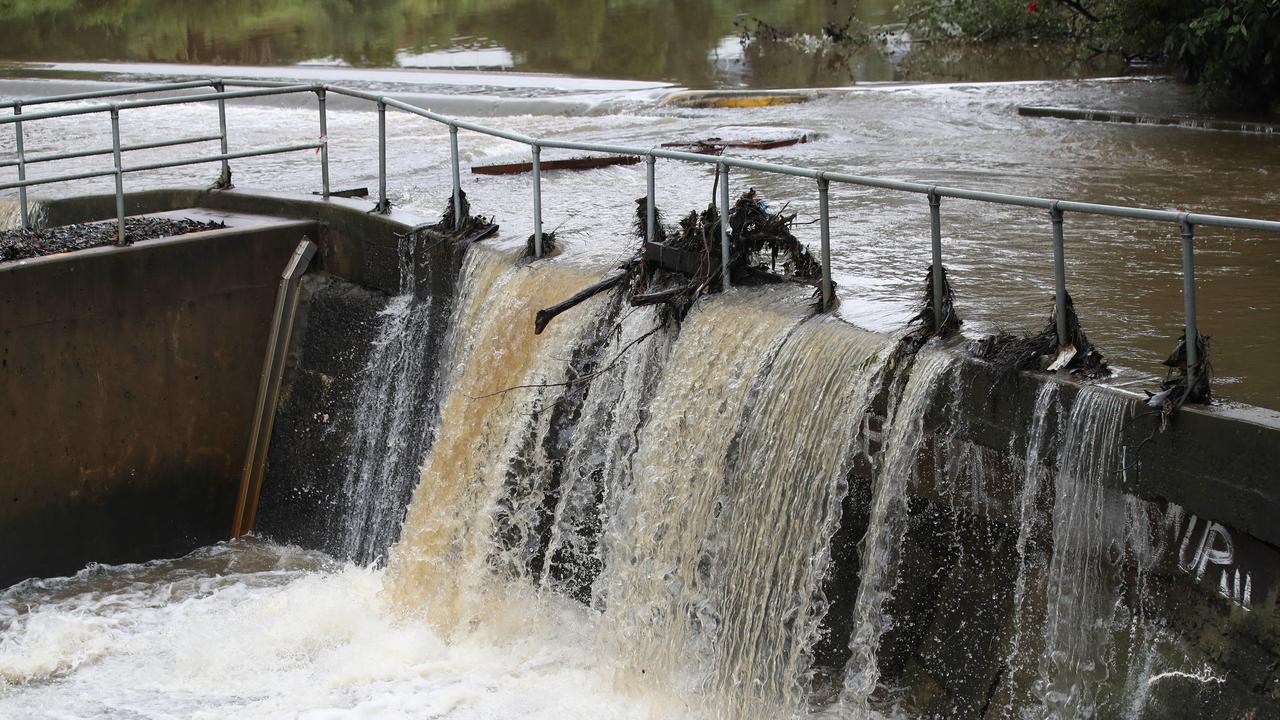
[661,91,812,109]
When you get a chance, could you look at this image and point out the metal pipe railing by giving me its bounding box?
[6,77,1280,401]
[928,189,943,327]
[1050,203,1069,348]
[0,79,220,111]
[0,133,223,169]
[109,107,125,244]
[531,144,543,257]
[717,162,731,290]
[214,82,231,188]
[13,104,28,229]
[818,177,833,311]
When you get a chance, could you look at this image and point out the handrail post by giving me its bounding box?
[450,124,462,230]
[317,88,330,198]
[214,81,231,189]
[718,162,731,290]
[818,176,833,312]
[928,188,943,327]
[13,103,29,229]
[376,99,389,213]
[645,154,656,244]
[1180,216,1201,392]
[109,106,126,245]
[532,144,543,257]
[1050,203,1069,348]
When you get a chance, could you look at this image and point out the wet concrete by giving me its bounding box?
[0,214,313,587]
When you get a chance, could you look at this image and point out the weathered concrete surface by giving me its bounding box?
[35,188,432,294]
[0,216,314,587]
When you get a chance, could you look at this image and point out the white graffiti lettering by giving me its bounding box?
[1168,504,1253,611]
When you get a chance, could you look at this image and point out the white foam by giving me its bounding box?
[0,544,662,720]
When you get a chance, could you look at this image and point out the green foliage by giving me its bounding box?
[900,0,1084,42]
[902,0,1280,110]
[1168,0,1280,109]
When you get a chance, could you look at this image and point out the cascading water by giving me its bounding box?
[385,247,615,629]
[842,349,955,708]
[337,233,453,565]
[1001,381,1063,710]
[0,200,40,230]
[1031,386,1159,718]
[539,304,678,602]
[596,303,893,718]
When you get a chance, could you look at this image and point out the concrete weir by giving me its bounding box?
[2,188,1279,715]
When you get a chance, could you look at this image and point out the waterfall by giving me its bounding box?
[539,304,678,603]
[0,200,40,231]
[842,349,955,708]
[385,248,614,630]
[1032,386,1156,718]
[369,242,1214,718]
[595,303,892,717]
[1001,381,1063,710]
[337,234,451,565]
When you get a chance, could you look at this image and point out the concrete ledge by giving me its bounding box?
[0,215,315,586]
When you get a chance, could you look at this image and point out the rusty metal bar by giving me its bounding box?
[232,237,318,539]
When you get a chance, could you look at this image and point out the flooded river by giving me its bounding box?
[1,4,1278,718]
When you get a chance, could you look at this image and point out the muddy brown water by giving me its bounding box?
[0,2,1277,408]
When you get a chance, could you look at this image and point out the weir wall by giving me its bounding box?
[6,189,1278,716]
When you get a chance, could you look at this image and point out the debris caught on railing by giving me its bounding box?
[892,265,963,362]
[972,292,1108,380]
[433,190,498,243]
[533,188,825,335]
[1147,332,1212,426]
[472,155,640,176]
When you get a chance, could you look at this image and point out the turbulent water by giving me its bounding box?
[0,243,1234,718]
[338,234,450,565]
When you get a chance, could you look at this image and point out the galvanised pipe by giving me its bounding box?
[13,104,29,229]
[214,82,231,188]
[450,125,462,230]
[0,79,218,111]
[110,107,125,245]
[818,177,833,312]
[532,145,543,257]
[0,133,223,169]
[929,189,943,328]
[123,143,322,175]
[317,89,330,198]
[11,78,1280,235]
[1051,204,1069,348]
[376,100,388,213]
[646,155,656,244]
[1180,218,1200,389]
[718,162,731,290]
[0,84,319,125]
[0,142,322,191]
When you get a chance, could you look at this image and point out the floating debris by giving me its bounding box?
[472,155,640,176]
[660,90,813,109]
[662,126,814,152]
[0,216,228,262]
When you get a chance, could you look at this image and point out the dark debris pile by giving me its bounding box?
[972,291,1108,380]
[0,217,227,262]
[534,189,825,334]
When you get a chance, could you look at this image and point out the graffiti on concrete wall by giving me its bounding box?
[1165,504,1273,611]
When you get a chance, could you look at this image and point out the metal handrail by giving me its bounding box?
[6,78,1280,392]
